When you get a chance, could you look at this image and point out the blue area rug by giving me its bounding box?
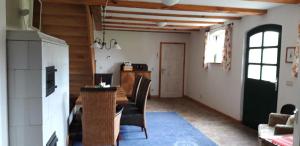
[75,112,217,146]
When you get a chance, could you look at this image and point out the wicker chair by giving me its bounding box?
[81,87,123,146]
[121,77,151,139]
[128,75,143,104]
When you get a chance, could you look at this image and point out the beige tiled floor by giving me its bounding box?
[147,98,258,146]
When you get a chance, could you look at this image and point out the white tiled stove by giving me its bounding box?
[7,30,69,146]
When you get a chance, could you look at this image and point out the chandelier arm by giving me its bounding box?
[104,42,110,50]
[100,42,105,50]
[98,38,103,44]
[93,0,120,51]
[101,0,109,44]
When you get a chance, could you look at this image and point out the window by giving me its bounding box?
[204,29,226,64]
[246,25,281,83]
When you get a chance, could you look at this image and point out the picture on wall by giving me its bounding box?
[286,47,296,63]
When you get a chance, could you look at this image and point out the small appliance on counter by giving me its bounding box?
[121,62,148,71]
[121,62,133,71]
[132,64,148,71]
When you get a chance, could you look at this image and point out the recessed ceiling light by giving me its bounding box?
[161,0,180,6]
[157,22,168,27]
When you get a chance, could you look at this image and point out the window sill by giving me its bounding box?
[206,62,222,65]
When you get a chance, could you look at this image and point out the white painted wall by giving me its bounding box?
[0,0,8,145]
[94,30,191,96]
[186,5,300,120]
[293,79,300,146]
[6,0,33,30]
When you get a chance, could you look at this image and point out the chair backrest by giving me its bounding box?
[81,88,117,146]
[130,75,142,103]
[136,77,151,113]
[280,104,296,115]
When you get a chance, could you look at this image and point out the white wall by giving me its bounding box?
[6,0,23,30]
[293,79,300,146]
[0,0,8,145]
[94,30,191,96]
[186,5,300,120]
[6,0,32,30]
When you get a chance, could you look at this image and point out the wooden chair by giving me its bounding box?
[121,77,151,139]
[81,87,122,146]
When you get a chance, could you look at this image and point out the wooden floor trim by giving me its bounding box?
[150,95,160,99]
[184,95,242,123]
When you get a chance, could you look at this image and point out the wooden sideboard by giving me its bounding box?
[120,71,151,97]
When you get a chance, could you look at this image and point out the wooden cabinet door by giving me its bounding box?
[121,71,151,97]
[120,71,135,96]
[136,72,151,79]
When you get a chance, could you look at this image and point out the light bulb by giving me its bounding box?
[92,41,101,49]
[161,0,180,6]
[157,22,168,27]
[113,42,122,50]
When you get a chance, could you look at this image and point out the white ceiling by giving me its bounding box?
[102,0,290,32]
[127,0,284,9]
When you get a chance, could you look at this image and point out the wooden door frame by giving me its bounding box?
[159,42,186,98]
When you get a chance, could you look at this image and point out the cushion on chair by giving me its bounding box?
[122,104,141,115]
[268,113,290,126]
[286,115,295,126]
[274,124,294,135]
[258,124,275,139]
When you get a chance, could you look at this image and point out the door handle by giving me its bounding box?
[274,78,278,91]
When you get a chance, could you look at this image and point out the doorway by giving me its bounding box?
[243,24,282,129]
[159,42,185,98]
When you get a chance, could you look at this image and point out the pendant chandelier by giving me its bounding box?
[92,0,122,50]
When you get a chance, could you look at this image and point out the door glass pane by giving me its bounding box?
[248,65,261,80]
[249,49,262,63]
[249,32,262,47]
[263,48,278,64]
[263,31,279,47]
[262,65,277,82]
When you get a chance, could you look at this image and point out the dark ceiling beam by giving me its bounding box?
[106,28,191,34]
[104,25,200,31]
[105,10,242,20]
[104,21,205,29]
[105,16,223,24]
